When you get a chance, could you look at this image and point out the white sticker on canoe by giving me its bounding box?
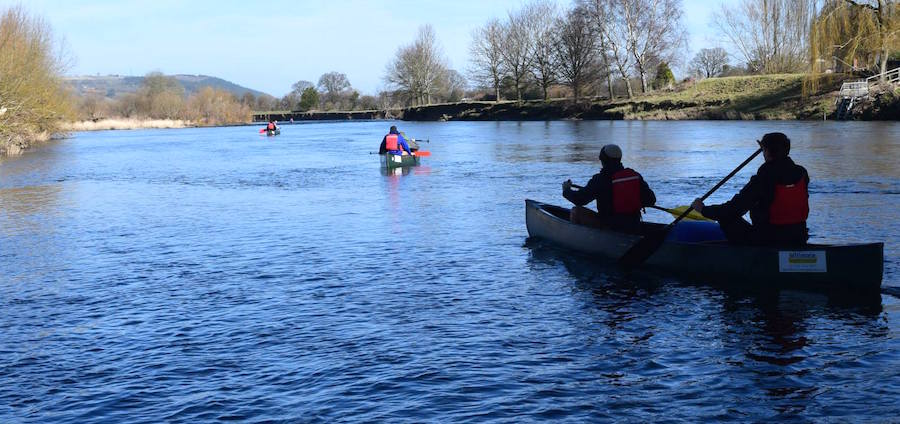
[392,156,402,163]
[778,251,827,273]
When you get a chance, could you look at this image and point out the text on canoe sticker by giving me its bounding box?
[778,251,827,273]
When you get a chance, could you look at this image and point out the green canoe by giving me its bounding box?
[380,153,420,169]
[525,199,883,294]
[266,129,280,136]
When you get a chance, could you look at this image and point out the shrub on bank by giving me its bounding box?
[71,74,252,127]
[0,6,73,155]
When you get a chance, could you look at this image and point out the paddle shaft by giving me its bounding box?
[617,146,763,268]
[661,147,762,231]
[570,184,692,217]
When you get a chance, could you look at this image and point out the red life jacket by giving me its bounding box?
[611,168,642,214]
[267,122,275,130]
[385,134,399,151]
[769,178,809,225]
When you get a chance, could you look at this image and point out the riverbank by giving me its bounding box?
[401,74,886,121]
[250,74,898,123]
[62,118,192,131]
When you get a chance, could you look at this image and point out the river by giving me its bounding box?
[1,121,898,422]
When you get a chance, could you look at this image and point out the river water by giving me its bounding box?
[1,121,898,422]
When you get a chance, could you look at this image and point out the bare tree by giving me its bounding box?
[529,0,560,101]
[555,6,599,102]
[385,25,449,106]
[469,18,505,102]
[438,69,468,102]
[499,5,538,102]
[579,0,615,99]
[620,0,687,93]
[317,72,351,108]
[291,80,314,94]
[690,47,730,78]
[579,0,637,98]
[606,1,637,98]
[714,0,816,74]
[139,72,184,119]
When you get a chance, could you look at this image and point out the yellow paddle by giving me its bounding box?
[568,183,710,222]
[649,205,712,222]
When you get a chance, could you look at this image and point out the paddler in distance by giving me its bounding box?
[379,125,413,156]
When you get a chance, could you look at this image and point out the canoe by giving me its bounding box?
[525,199,883,294]
[266,129,280,136]
[380,153,420,169]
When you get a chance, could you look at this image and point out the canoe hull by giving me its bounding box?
[380,153,420,169]
[525,199,883,294]
[266,129,280,136]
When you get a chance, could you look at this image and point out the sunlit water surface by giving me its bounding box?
[1,121,899,422]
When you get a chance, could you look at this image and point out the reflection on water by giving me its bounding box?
[527,240,888,418]
[1,121,898,422]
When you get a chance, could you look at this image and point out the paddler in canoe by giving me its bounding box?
[691,132,810,246]
[379,125,413,156]
[266,118,278,132]
[562,144,657,232]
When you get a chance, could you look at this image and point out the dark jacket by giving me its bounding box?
[563,162,656,227]
[701,156,809,242]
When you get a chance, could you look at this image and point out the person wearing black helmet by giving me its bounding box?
[691,132,810,245]
[562,144,656,231]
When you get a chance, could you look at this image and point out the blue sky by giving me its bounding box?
[4,0,734,97]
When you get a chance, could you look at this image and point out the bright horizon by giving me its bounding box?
[3,0,736,97]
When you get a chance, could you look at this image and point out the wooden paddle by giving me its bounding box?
[618,147,763,269]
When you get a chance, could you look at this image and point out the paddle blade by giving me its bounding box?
[618,230,668,269]
[413,150,431,157]
[259,128,266,133]
[668,206,711,222]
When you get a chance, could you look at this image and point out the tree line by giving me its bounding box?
[461,0,898,104]
[466,0,687,103]
[3,1,898,144]
[78,72,252,125]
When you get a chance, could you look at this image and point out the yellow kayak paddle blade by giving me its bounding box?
[666,205,713,222]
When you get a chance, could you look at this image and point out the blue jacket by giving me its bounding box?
[382,130,412,155]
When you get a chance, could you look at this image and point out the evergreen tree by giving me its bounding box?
[653,62,675,90]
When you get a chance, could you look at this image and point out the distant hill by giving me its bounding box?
[64,74,270,99]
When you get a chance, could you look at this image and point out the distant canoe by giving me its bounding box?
[380,153,420,168]
[266,129,280,136]
[525,199,883,294]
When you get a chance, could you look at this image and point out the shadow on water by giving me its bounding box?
[524,236,883,312]
[525,236,889,416]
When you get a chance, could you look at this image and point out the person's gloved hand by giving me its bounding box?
[562,179,572,191]
[691,198,705,213]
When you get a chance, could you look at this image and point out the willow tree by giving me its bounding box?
[0,6,73,154]
[809,0,899,80]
